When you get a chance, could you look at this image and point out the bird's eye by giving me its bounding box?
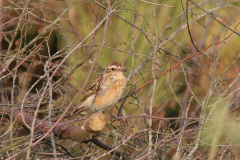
[112,68,115,71]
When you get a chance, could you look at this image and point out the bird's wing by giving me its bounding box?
[71,73,103,115]
[85,73,102,92]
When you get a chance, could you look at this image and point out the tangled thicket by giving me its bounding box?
[1,0,240,159]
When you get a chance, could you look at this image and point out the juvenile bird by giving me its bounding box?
[72,61,127,115]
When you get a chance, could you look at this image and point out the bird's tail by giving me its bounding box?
[71,105,88,115]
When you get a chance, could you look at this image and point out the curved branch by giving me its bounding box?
[10,109,106,143]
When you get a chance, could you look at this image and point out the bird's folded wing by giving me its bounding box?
[71,73,103,115]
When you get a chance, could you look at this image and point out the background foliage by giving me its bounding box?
[1,0,240,159]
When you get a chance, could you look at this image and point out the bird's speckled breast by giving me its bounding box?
[92,72,127,111]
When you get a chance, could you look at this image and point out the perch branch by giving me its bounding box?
[9,109,106,142]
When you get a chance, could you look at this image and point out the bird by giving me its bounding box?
[71,61,127,115]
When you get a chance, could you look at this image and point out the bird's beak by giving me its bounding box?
[121,68,127,72]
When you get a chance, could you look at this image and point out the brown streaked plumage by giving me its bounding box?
[71,61,127,115]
